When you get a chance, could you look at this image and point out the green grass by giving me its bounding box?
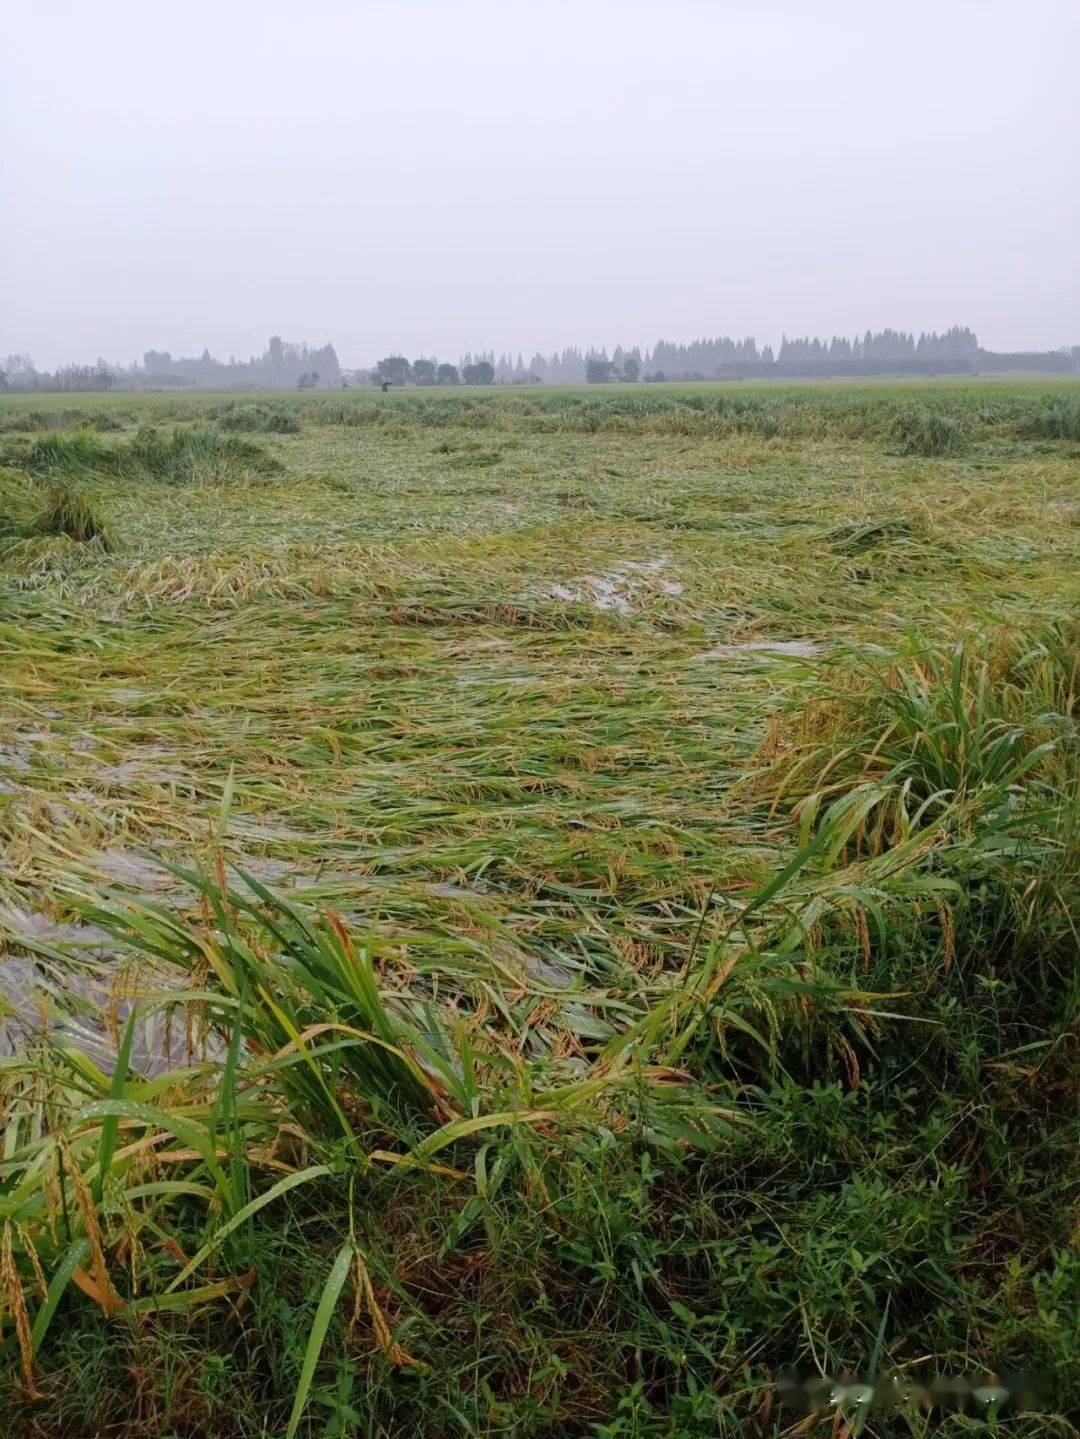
[2,423,282,487]
[0,381,1077,1436]
[30,485,113,548]
[888,407,969,456]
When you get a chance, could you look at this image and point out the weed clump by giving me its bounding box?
[23,427,119,475]
[30,485,112,547]
[888,407,968,456]
[0,408,125,434]
[1015,395,1080,441]
[3,424,281,488]
[756,622,1077,924]
[126,424,283,484]
[214,402,301,435]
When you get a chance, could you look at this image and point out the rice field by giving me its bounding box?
[0,381,1077,1436]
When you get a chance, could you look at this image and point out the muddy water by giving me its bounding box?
[0,859,563,1073]
[0,878,203,1077]
[0,950,201,1077]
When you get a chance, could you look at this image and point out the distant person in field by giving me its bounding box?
[381,380,390,392]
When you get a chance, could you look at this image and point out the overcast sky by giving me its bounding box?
[2,0,1078,369]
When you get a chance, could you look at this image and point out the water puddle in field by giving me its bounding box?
[527,956,573,989]
[229,858,350,896]
[0,900,217,1075]
[2,735,190,793]
[0,954,203,1075]
[0,742,33,795]
[107,685,152,704]
[695,639,821,661]
[79,743,186,787]
[0,849,548,1072]
[92,848,179,891]
[428,879,494,902]
[234,854,299,886]
[633,556,685,596]
[0,738,46,794]
[548,556,684,614]
[0,904,117,952]
[93,758,188,786]
[226,817,313,843]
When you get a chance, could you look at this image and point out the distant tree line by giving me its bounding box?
[0,338,343,393]
[777,326,977,363]
[0,355,115,392]
[138,336,342,389]
[417,327,1075,384]
[486,327,990,383]
[369,356,494,386]
[5,328,1078,393]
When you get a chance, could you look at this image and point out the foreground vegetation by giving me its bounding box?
[0,381,1077,1436]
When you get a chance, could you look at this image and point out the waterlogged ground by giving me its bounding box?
[0,383,1078,1434]
[3,388,1075,1064]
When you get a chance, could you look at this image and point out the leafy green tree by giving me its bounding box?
[373,356,411,386]
[462,360,494,385]
[621,355,640,382]
[436,363,460,385]
[585,358,615,384]
[411,359,437,385]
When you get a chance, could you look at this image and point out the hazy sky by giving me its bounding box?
[3,0,1078,368]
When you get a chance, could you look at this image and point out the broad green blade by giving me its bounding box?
[285,1241,353,1439]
